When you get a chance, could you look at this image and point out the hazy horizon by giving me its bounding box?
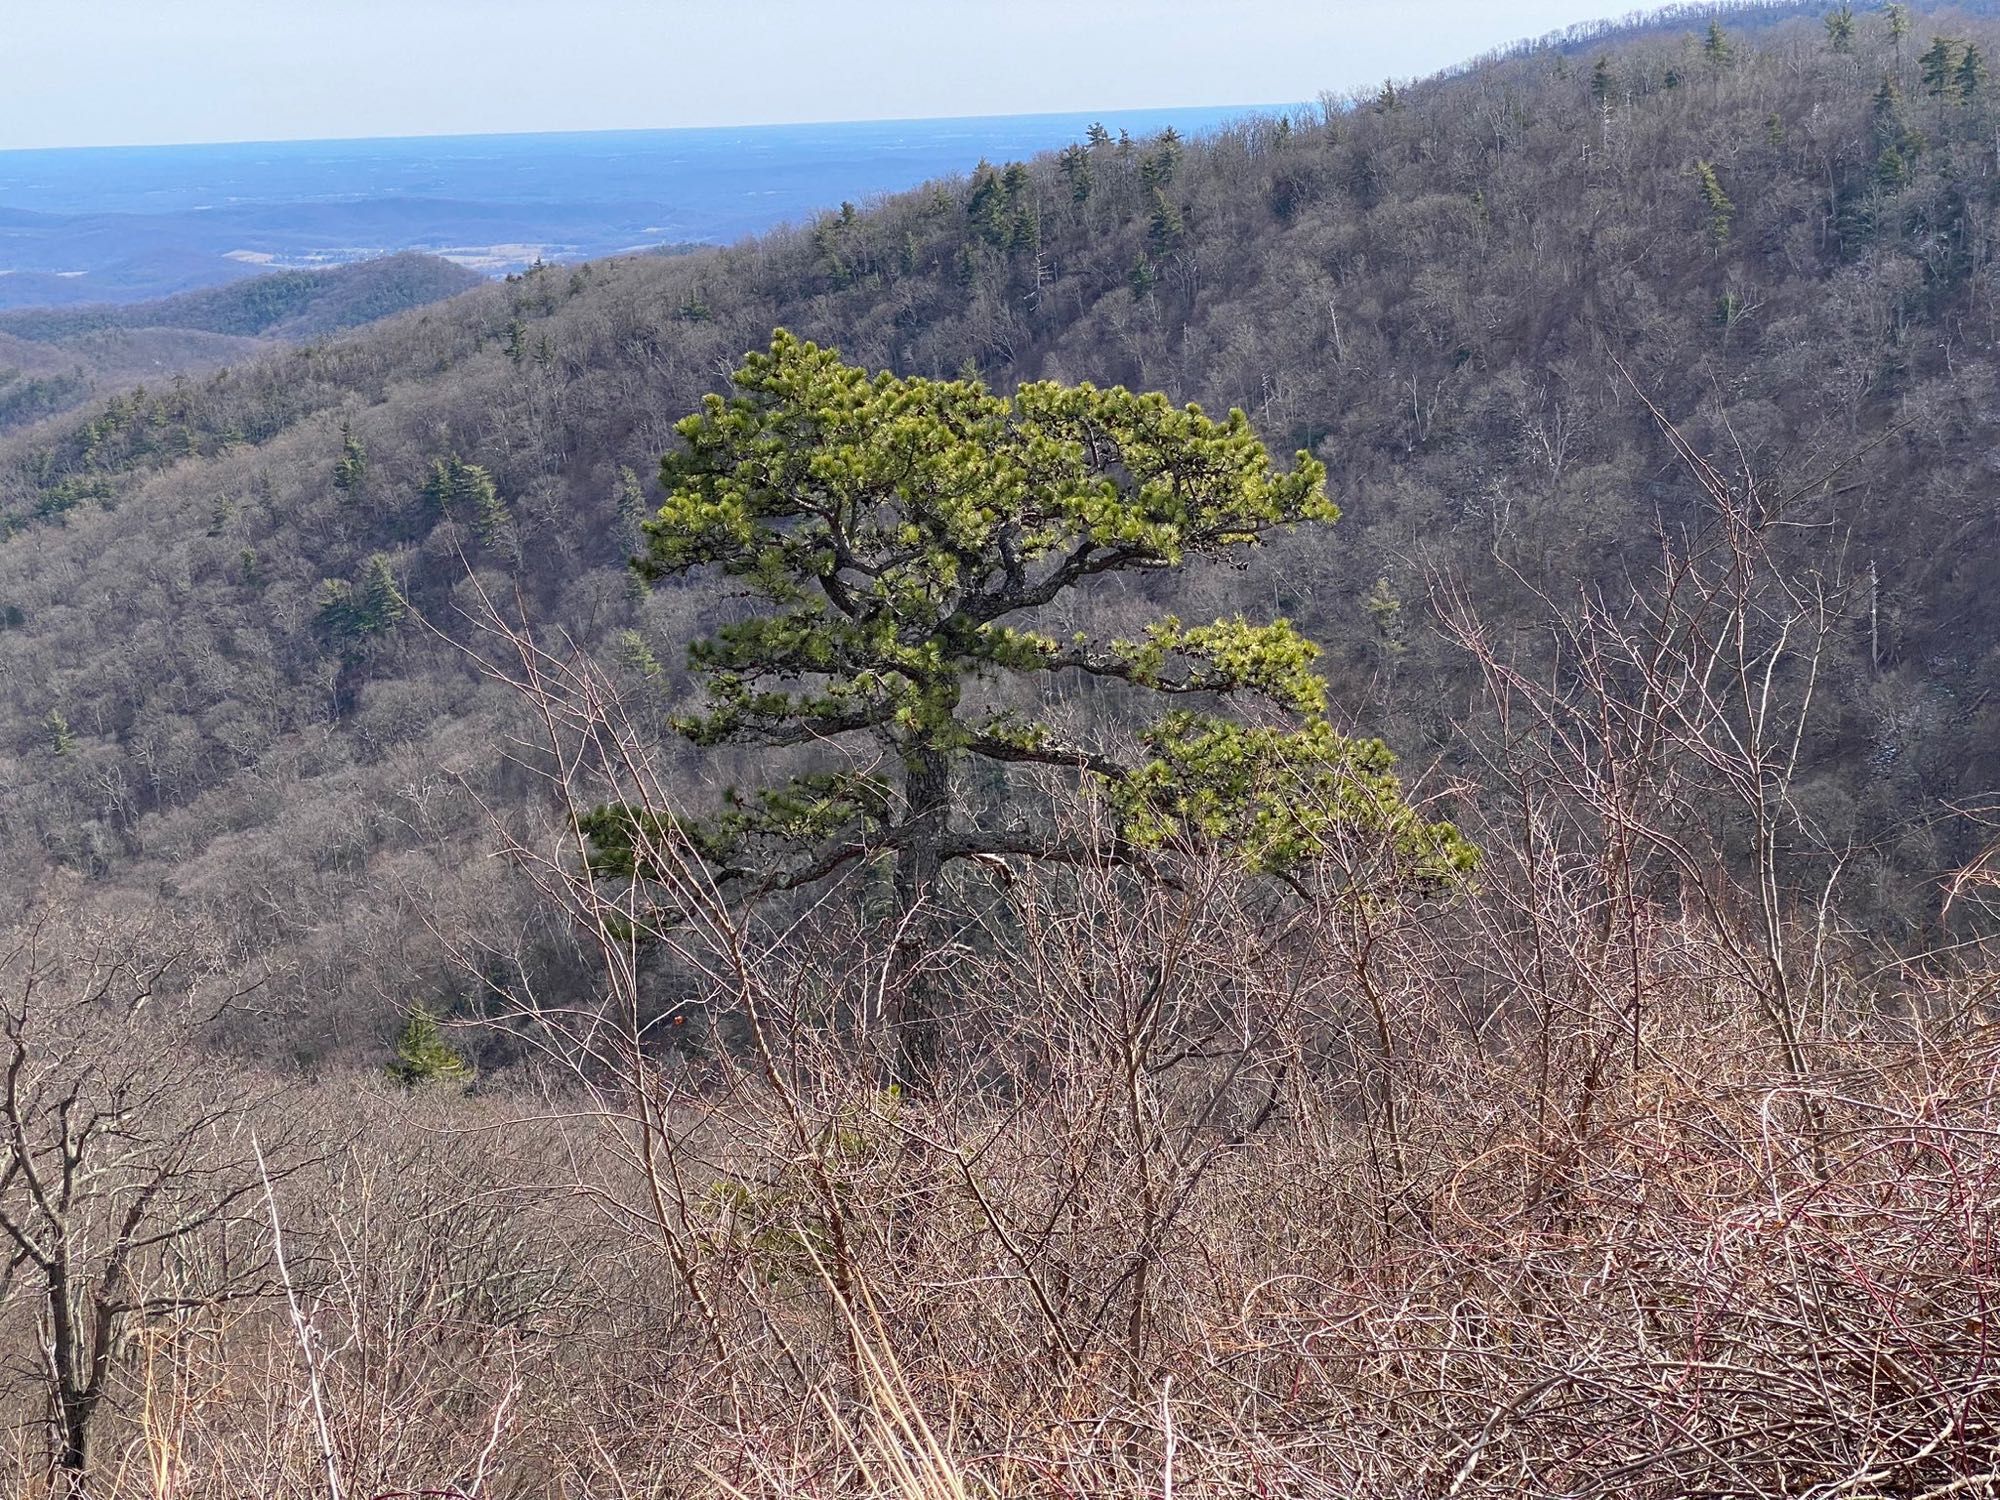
[0,105,1283,161]
[4,1,1672,153]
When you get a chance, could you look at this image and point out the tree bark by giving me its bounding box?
[888,745,951,1090]
[48,1269,93,1483]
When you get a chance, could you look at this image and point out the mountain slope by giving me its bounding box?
[0,254,485,435]
[2,0,1996,1050]
[0,253,484,343]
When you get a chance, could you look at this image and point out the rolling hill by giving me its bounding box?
[0,253,484,434]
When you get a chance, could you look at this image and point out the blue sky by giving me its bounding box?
[5,1,1669,151]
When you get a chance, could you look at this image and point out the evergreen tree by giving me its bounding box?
[1695,160,1735,245]
[1085,121,1111,149]
[423,456,509,540]
[615,628,665,680]
[355,555,407,634]
[966,161,1010,248]
[318,555,408,655]
[1826,4,1856,53]
[1058,143,1093,204]
[1591,55,1617,108]
[999,162,1038,253]
[1958,42,1988,101]
[1872,73,1920,186]
[1874,71,1906,134]
[1921,36,1964,100]
[1139,140,1180,193]
[1703,20,1733,70]
[386,1004,472,1087]
[331,421,367,496]
[965,162,1037,256]
[614,464,650,553]
[812,210,857,286]
[1363,576,1408,678]
[1146,190,1185,255]
[589,332,1472,1086]
[1886,3,1911,67]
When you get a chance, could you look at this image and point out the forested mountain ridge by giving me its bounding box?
[3,0,1998,1048]
[0,253,483,344]
[0,254,483,435]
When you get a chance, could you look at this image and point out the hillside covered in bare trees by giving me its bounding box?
[4,3,2000,1495]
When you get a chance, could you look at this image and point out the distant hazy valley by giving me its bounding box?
[0,109,1256,307]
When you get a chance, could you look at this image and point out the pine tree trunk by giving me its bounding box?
[888,745,950,1090]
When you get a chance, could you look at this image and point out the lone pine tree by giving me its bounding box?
[386,1003,472,1087]
[588,331,1470,1084]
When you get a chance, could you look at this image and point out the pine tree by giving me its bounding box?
[676,283,712,322]
[589,331,1473,1087]
[966,161,1009,249]
[1920,36,1964,101]
[1146,190,1185,255]
[1872,73,1920,186]
[355,555,407,634]
[1591,56,1617,108]
[999,162,1038,253]
[1886,4,1911,68]
[1695,160,1735,245]
[1139,140,1180,193]
[331,421,366,496]
[1058,144,1093,205]
[423,456,509,540]
[614,465,650,553]
[386,1004,472,1087]
[1826,4,1856,53]
[1958,43,1988,101]
[812,208,857,287]
[1703,20,1733,70]
[1363,576,1408,678]
[615,628,664,679]
[1874,71,1907,135]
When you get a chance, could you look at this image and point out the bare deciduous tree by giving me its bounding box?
[0,901,303,1489]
